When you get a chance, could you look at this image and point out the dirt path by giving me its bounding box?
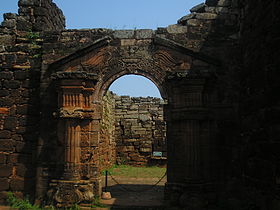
[101,176,167,208]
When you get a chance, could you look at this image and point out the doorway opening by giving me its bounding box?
[100,74,167,207]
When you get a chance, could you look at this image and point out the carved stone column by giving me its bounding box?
[48,72,99,206]
[164,74,211,205]
[63,120,81,180]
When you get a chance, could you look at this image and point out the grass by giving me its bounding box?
[90,196,107,208]
[7,192,41,210]
[103,165,166,178]
[7,192,81,210]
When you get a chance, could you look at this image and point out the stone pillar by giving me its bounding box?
[165,75,211,205]
[63,120,81,180]
[47,72,99,206]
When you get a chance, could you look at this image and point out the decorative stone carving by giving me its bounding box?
[54,183,82,204]
[63,120,81,180]
[58,108,95,119]
[48,181,95,206]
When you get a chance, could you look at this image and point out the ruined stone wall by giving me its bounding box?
[114,95,166,166]
[98,91,116,171]
[0,30,41,203]
[2,0,65,32]
[0,0,65,203]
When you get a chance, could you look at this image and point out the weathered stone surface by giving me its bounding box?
[217,0,231,7]
[135,29,154,39]
[190,3,206,13]
[0,98,14,107]
[216,7,229,13]
[0,131,11,139]
[0,154,6,164]
[10,178,24,191]
[177,13,196,25]
[0,140,14,152]
[0,90,9,97]
[0,72,13,80]
[167,24,188,34]
[205,6,217,13]
[0,35,15,46]
[14,71,28,80]
[3,117,17,131]
[187,19,202,27]
[113,30,134,39]
[0,179,9,191]
[1,19,16,28]
[196,12,218,20]
[0,165,13,177]
[16,164,33,178]
[114,95,166,166]
[18,0,35,6]
[16,105,28,115]
[3,13,17,19]
[206,0,219,6]
[3,81,21,89]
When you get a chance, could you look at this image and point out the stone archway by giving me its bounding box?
[39,34,219,205]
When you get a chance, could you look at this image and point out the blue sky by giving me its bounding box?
[0,0,203,97]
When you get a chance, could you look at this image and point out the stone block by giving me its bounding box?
[0,130,11,139]
[16,18,32,31]
[3,13,17,19]
[187,19,202,27]
[206,0,218,6]
[3,117,17,131]
[2,19,16,29]
[216,7,229,13]
[0,72,13,80]
[16,104,28,115]
[10,178,24,191]
[0,140,14,152]
[135,29,154,39]
[18,0,35,6]
[190,3,206,13]
[15,142,27,153]
[217,0,231,7]
[0,179,9,191]
[0,90,9,97]
[14,70,28,80]
[16,164,34,178]
[0,154,6,164]
[3,80,21,89]
[0,164,13,177]
[196,13,218,20]
[0,98,14,107]
[140,148,152,153]
[113,30,134,39]
[121,39,136,46]
[167,24,188,34]
[205,7,217,13]
[177,14,196,25]
[11,134,23,141]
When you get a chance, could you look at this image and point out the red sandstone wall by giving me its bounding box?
[0,31,41,202]
[0,0,65,203]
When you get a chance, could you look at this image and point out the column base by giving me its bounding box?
[47,178,101,206]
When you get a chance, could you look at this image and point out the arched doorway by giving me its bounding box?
[39,35,217,206]
[98,74,167,207]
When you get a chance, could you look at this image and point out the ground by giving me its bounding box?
[101,165,167,208]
